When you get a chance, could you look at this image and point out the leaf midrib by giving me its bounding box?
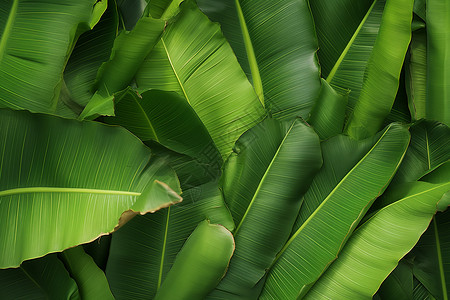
[326,0,378,83]
[274,124,393,263]
[0,0,19,62]
[234,0,264,105]
[233,120,297,236]
[0,187,141,197]
[434,218,448,300]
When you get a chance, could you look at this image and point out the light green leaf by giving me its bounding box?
[209,118,322,298]
[106,181,234,299]
[425,0,450,126]
[305,182,450,299]
[198,0,321,120]
[153,220,235,300]
[0,0,105,117]
[345,0,414,139]
[261,124,410,299]
[0,254,80,299]
[135,0,265,159]
[308,79,348,140]
[0,108,181,268]
[61,246,114,300]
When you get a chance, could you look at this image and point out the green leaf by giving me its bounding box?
[308,79,348,140]
[304,182,450,299]
[60,246,114,300]
[406,29,427,121]
[309,0,373,78]
[345,0,414,139]
[0,108,181,268]
[116,0,148,30]
[63,0,119,109]
[0,0,105,117]
[392,120,450,185]
[425,0,450,126]
[377,260,414,300]
[135,0,265,159]
[106,181,234,299]
[148,0,184,19]
[412,210,450,300]
[198,0,321,120]
[209,118,322,297]
[104,88,221,168]
[153,220,235,300]
[261,124,410,299]
[414,0,426,20]
[415,278,437,300]
[325,0,385,111]
[0,254,80,299]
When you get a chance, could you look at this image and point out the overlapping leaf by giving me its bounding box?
[0,109,181,268]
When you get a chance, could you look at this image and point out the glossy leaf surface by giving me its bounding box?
[0,109,181,268]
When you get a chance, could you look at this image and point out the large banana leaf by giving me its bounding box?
[135,0,265,159]
[377,260,414,300]
[323,0,385,110]
[345,0,414,139]
[0,253,80,299]
[406,29,427,121]
[426,0,450,126]
[392,120,450,185]
[308,79,348,140]
[154,220,235,300]
[304,182,450,299]
[0,109,181,268]
[209,118,322,298]
[261,124,410,299]
[412,209,450,299]
[61,246,114,300]
[106,181,233,299]
[309,0,373,78]
[104,88,221,168]
[198,0,321,120]
[0,0,105,117]
[63,0,119,109]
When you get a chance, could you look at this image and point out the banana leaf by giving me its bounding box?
[0,0,106,117]
[308,79,348,140]
[0,108,181,268]
[412,209,450,300]
[426,0,450,126]
[345,0,414,139]
[0,253,79,299]
[63,0,119,110]
[415,0,426,20]
[414,279,437,300]
[309,0,373,78]
[209,118,322,298]
[261,124,410,299]
[116,0,148,29]
[392,120,450,185]
[377,260,414,300]
[304,182,450,299]
[106,181,234,299]
[135,0,265,159]
[154,220,235,300]
[406,29,427,121]
[104,88,221,169]
[325,0,385,111]
[60,246,114,300]
[198,0,321,120]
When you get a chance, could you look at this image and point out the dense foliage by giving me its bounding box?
[0,0,449,299]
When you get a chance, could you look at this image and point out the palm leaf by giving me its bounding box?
[135,0,265,159]
[106,181,233,299]
[304,182,450,299]
[0,109,181,268]
[61,246,114,300]
[345,0,414,139]
[154,220,235,300]
[426,0,450,126]
[0,0,105,117]
[261,124,410,299]
[198,0,321,120]
[209,118,322,298]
